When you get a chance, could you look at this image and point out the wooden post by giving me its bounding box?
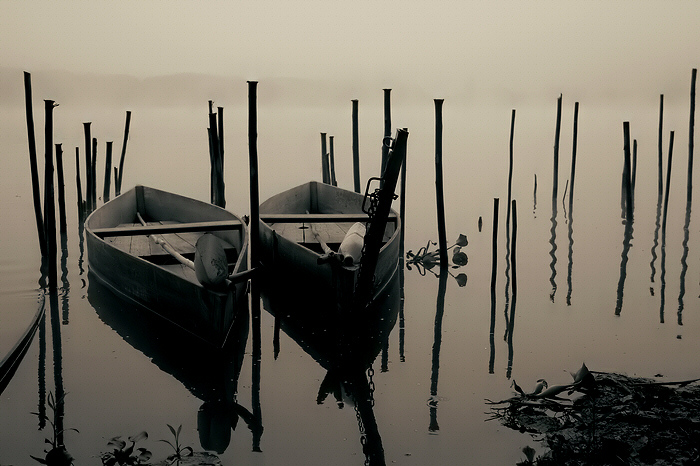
[381,89,392,178]
[552,95,562,209]
[320,132,329,184]
[23,72,46,256]
[434,99,448,268]
[632,139,637,207]
[662,131,675,235]
[623,122,633,221]
[75,147,83,222]
[44,100,57,290]
[91,137,98,208]
[569,102,579,212]
[103,141,113,203]
[116,110,131,196]
[506,109,515,236]
[352,99,361,193]
[218,106,225,175]
[55,144,67,235]
[208,111,224,207]
[83,123,92,212]
[248,81,261,360]
[687,68,696,204]
[658,95,664,202]
[329,135,337,186]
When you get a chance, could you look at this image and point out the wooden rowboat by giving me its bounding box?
[258,181,400,309]
[257,130,407,312]
[85,185,248,347]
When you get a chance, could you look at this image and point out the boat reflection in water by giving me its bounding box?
[261,271,401,466]
[88,274,260,454]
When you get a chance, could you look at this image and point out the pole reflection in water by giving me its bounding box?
[88,276,259,454]
[489,198,499,375]
[506,200,518,380]
[548,192,558,303]
[261,272,400,466]
[429,267,449,433]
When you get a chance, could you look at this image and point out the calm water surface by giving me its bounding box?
[1,78,698,465]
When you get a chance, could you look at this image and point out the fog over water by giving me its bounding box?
[1,2,699,465]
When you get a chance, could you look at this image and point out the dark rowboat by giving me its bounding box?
[258,181,400,309]
[85,185,248,347]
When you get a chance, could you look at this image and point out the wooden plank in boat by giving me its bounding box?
[92,220,243,237]
[260,213,397,223]
[129,233,154,257]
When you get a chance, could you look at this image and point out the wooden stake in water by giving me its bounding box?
[75,147,83,222]
[103,141,113,203]
[23,72,46,256]
[488,198,500,374]
[381,89,392,178]
[687,68,696,205]
[552,94,562,209]
[662,131,675,235]
[55,144,67,235]
[320,132,329,184]
[329,135,337,186]
[91,137,98,208]
[116,110,131,196]
[43,100,58,290]
[352,99,361,193]
[569,102,579,212]
[83,123,92,212]
[623,122,633,221]
[247,80,261,359]
[434,99,448,268]
[658,95,664,201]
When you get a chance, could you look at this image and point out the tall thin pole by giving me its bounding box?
[658,95,664,201]
[103,141,113,203]
[55,144,67,235]
[329,135,337,186]
[248,80,261,358]
[91,137,98,208]
[352,99,361,193]
[23,72,46,256]
[321,132,329,184]
[434,99,448,268]
[687,68,696,205]
[623,122,633,221]
[116,110,131,196]
[83,123,92,212]
[75,147,83,222]
[44,100,58,290]
[381,89,392,178]
[552,94,562,209]
[662,131,675,235]
[568,102,579,212]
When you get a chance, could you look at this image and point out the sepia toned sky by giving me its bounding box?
[2,1,699,99]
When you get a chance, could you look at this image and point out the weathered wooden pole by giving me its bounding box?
[329,135,337,186]
[658,95,664,201]
[434,99,448,268]
[568,102,579,212]
[23,72,46,256]
[55,144,67,235]
[217,106,224,175]
[552,94,562,209]
[103,141,113,203]
[91,137,98,207]
[662,131,675,235]
[352,99,361,193]
[320,132,329,184]
[623,122,633,221]
[83,123,92,212]
[75,147,83,222]
[44,100,58,290]
[208,111,224,207]
[687,68,696,205]
[506,109,515,236]
[116,110,131,196]
[381,89,392,178]
[248,80,261,360]
[632,139,638,207]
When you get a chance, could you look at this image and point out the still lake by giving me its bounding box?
[1,74,699,465]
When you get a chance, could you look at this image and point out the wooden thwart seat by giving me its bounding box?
[260,213,398,223]
[92,220,243,238]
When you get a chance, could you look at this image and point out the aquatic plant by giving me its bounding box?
[159,424,193,464]
[406,234,468,286]
[30,391,78,466]
[99,431,152,466]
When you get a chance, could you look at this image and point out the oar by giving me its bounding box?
[137,212,225,287]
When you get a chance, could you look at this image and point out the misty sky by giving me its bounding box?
[2,1,699,99]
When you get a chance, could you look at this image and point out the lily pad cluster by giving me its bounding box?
[487,364,700,465]
[406,234,468,286]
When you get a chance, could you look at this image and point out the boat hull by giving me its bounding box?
[258,181,400,310]
[85,186,248,346]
